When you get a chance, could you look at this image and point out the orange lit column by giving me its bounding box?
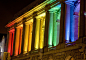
[15,28,20,56]
[27,23,33,52]
[8,32,12,54]
[23,23,29,54]
[34,18,40,50]
[19,27,23,54]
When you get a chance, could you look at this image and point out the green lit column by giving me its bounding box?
[52,11,57,46]
[56,9,61,45]
[48,11,53,47]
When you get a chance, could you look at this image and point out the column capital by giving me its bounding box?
[22,17,27,23]
[65,1,74,6]
[49,11,54,13]
[33,11,38,18]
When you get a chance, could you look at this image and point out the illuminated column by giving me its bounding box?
[34,18,40,50]
[19,27,23,54]
[70,4,74,42]
[28,23,33,52]
[8,32,12,55]
[65,4,70,43]
[57,10,61,44]
[53,11,58,46]
[74,14,79,41]
[15,28,20,56]
[44,11,49,52]
[48,11,53,47]
[39,18,45,49]
[23,24,29,53]
[11,32,14,55]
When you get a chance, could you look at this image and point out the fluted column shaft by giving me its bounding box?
[19,27,23,54]
[39,18,45,49]
[34,19,40,50]
[48,11,53,47]
[8,32,12,54]
[27,23,33,52]
[15,28,20,56]
[23,24,29,54]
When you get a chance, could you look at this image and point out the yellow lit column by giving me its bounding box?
[23,24,29,54]
[15,28,20,56]
[27,23,33,52]
[39,18,45,49]
[34,18,40,50]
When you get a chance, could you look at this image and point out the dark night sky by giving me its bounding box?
[0,0,35,34]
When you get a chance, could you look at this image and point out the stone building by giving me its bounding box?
[5,0,86,60]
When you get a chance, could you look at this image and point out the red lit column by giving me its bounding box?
[8,29,15,56]
[11,32,14,56]
[8,32,12,55]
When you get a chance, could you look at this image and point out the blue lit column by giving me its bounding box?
[65,4,70,43]
[70,3,74,42]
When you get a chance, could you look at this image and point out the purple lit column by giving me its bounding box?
[65,4,70,43]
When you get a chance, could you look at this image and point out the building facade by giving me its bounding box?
[5,0,86,60]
